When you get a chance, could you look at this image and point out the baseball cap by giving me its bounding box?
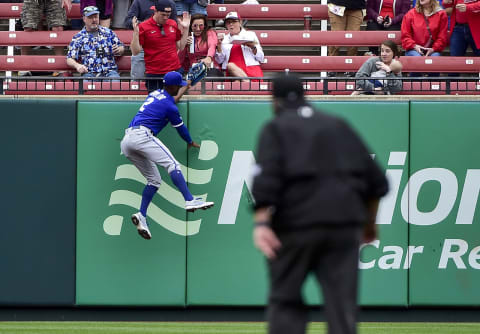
[83,6,100,17]
[225,11,241,21]
[164,71,187,87]
[151,0,172,12]
[272,73,304,103]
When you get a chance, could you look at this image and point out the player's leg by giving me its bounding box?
[313,226,362,334]
[145,135,214,211]
[121,131,163,239]
[144,136,192,200]
[127,153,160,239]
[267,231,311,334]
[125,153,159,239]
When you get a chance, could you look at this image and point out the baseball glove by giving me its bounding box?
[187,62,207,86]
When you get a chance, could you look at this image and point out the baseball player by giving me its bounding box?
[120,71,213,240]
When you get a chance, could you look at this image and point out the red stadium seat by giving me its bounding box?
[1,55,479,73]
[4,81,80,95]
[399,81,447,95]
[3,80,148,95]
[206,4,328,20]
[0,30,402,47]
[0,3,82,19]
[0,3,327,20]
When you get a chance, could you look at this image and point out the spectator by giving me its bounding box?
[178,14,223,77]
[215,12,264,82]
[112,0,133,29]
[365,0,410,55]
[413,0,452,14]
[125,0,178,79]
[443,0,480,57]
[174,0,208,17]
[352,40,403,95]
[67,6,124,79]
[327,0,365,58]
[401,0,448,57]
[81,0,113,27]
[130,0,190,92]
[20,0,72,76]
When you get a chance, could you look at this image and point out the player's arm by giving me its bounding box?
[168,106,199,147]
[130,17,143,56]
[173,81,191,103]
[174,123,200,148]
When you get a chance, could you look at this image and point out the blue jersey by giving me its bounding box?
[129,90,185,136]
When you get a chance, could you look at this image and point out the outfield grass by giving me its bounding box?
[0,322,479,334]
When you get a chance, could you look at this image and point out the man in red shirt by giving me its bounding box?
[131,0,190,92]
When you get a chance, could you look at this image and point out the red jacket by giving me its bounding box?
[443,0,480,49]
[401,8,449,52]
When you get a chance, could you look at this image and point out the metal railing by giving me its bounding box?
[1,76,479,95]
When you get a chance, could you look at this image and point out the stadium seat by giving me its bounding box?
[206,4,328,20]
[0,3,82,19]
[1,55,479,73]
[3,80,148,95]
[0,3,327,20]
[0,30,402,47]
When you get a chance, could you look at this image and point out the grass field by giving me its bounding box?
[0,322,479,334]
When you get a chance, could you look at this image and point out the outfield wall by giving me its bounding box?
[1,100,479,307]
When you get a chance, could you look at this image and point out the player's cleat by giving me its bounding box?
[131,212,152,240]
[185,198,214,212]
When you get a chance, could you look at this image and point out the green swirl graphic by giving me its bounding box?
[103,140,219,237]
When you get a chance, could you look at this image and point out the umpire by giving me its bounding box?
[252,73,388,334]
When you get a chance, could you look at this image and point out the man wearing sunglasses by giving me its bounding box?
[67,6,124,79]
[131,0,191,92]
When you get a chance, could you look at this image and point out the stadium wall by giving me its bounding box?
[1,100,479,308]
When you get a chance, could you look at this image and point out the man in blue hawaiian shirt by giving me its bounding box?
[67,6,124,78]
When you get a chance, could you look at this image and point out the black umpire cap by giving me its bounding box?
[272,73,305,105]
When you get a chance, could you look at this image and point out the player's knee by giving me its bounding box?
[166,163,180,174]
[147,178,162,188]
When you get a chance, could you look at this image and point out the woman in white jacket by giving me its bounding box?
[215,11,264,81]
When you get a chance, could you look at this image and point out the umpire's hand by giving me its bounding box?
[253,207,281,259]
[254,226,281,259]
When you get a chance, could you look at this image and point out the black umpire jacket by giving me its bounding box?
[252,101,388,232]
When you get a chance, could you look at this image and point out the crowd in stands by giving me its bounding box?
[2,0,480,95]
